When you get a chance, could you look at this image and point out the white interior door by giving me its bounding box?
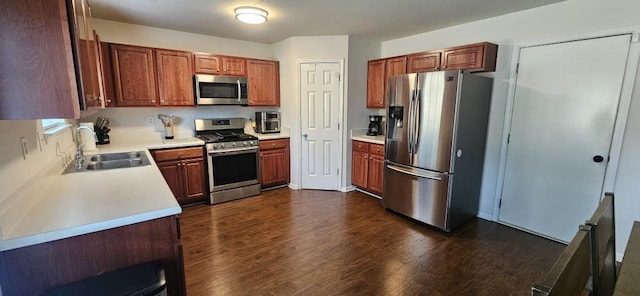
[499,35,631,242]
[300,62,342,190]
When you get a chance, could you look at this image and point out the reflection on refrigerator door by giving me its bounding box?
[383,163,450,229]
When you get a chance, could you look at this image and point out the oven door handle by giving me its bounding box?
[209,146,259,156]
[237,79,241,102]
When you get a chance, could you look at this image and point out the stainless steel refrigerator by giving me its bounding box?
[383,70,493,231]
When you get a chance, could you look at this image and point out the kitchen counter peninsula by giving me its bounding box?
[0,137,203,296]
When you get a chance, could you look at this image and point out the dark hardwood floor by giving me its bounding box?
[180,188,564,295]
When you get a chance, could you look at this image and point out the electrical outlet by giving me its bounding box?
[20,137,28,160]
[147,116,154,125]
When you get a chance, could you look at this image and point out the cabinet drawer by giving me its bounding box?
[259,138,289,151]
[152,146,204,162]
[352,140,369,153]
[369,144,385,156]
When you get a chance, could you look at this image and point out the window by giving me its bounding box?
[41,119,66,130]
[41,119,70,137]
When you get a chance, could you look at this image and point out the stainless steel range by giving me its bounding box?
[195,118,260,205]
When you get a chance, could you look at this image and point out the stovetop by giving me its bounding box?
[196,131,258,143]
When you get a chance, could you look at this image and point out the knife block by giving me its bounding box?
[96,131,110,145]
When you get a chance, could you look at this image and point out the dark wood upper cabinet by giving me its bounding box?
[0,0,106,119]
[385,56,408,78]
[156,50,194,106]
[111,44,158,107]
[407,51,442,73]
[366,56,406,109]
[194,54,246,76]
[366,42,497,109]
[366,59,386,109]
[99,42,116,107]
[442,42,498,72]
[247,59,280,106]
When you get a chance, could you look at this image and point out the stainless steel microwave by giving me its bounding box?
[195,74,248,105]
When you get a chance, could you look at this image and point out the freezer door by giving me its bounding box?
[382,162,451,230]
[413,71,460,173]
[386,73,416,166]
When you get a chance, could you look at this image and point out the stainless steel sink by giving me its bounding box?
[89,151,142,162]
[85,158,146,170]
[63,151,151,174]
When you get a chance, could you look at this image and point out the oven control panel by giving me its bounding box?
[207,140,258,151]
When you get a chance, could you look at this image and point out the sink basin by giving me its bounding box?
[89,151,142,162]
[86,158,146,170]
[63,151,151,174]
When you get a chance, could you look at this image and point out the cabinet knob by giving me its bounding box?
[442,65,447,69]
[151,100,156,103]
[106,99,112,103]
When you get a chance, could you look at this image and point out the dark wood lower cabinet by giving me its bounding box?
[351,140,384,196]
[151,146,207,205]
[0,216,185,296]
[259,139,290,188]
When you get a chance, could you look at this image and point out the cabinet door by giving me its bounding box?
[247,59,280,106]
[182,158,206,200]
[0,0,81,119]
[156,50,194,106]
[367,59,386,109]
[157,160,184,201]
[351,151,369,189]
[260,149,288,187]
[368,154,384,195]
[111,44,157,106]
[100,42,116,107]
[194,54,221,74]
[407,51,441,73]
[386,56,407,78]
[222,56,247,76]
[442,42,497,72]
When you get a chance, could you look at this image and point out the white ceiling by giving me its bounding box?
[90,0,565,44]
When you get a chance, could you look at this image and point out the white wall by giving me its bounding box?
[0,121,75,205]
[345,37,382,189]
[381,0,640,256]
[271,36,350,189]
[93,19,273,59]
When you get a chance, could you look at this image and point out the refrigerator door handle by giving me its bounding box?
[412,90,421,153]
[387,163,444,181]
[407,89,416,157]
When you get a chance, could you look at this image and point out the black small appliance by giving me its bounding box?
[367,115,383,136]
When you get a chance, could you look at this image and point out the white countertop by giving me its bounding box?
[351,129,385,145]
[244,125,291,140]
[0,137,204,252]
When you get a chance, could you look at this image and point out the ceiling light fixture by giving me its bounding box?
[234,6,268,24]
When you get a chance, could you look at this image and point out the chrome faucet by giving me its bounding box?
[75,126,97,169]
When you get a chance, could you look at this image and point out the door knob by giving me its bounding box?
[302,134,308,140]
[593,155,605,163]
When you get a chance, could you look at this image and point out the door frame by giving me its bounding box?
[296,59,345,190]
[492,32,640,223]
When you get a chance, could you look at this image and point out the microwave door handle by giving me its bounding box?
[237,80,241,102]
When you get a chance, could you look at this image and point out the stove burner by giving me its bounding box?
[196,132,258,143]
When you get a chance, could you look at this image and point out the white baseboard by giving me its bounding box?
[355,188,382,199]
[341,186,356,192]
[476,212,494,221]
[288,183,300,190]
